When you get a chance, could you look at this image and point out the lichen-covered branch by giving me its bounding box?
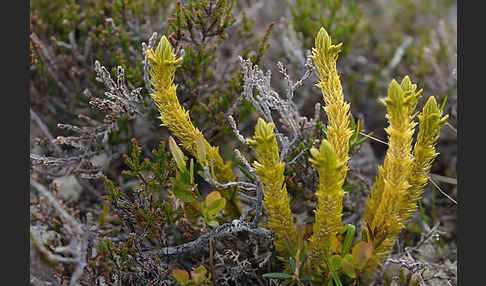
[144,220,273,256]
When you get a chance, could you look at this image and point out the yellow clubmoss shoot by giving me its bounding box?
[146,36,241,218]
[363,76,423,271]
[311,27,353,166]
[307,139,346,272]
[308,27,353,274]
[399,96,448,224]
[247,118,297,259]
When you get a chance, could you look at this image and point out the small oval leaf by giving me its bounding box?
[204,192,226,216]
[352,241,374,269]
[172,269,190,285]
[191,265,207,284]
[206,219,219,227]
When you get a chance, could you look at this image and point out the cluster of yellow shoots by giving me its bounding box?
[145,27,447,281]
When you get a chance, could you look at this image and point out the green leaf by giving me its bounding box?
[356,119,362,138]
[289,257,297,273]
[352,241,374,269]
[262,273,293,280]
[350,134,370,149]
[169,136,186,172]
[342,254,356,279]
[191,265,208,285]
[399,268,406,283]
[298,255,308,273]
[329,255,342,272]
[330,271,343,286]
[361,229,368,242]
[238,165,254,181]
[195,134,207,167]
[304,216,316,224]
[349,113,356,131]
[189,159,194,185]
[205,219,219,227]
[327,254,344,286]
[172,178,194,202]
[341,224,356,256]
[342,183,355,192]
[204,191,226,216]
[300,276,313,282]
[205,191,222,205]
[172,269,190,285]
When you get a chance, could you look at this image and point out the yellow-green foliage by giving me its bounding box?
[148,28,447,283]
[311,27,353,178]
[307,140,346,269]
[247,118,297,259]
[400,96,448,224]
[146,36,242,218]
[252,27,447,281]
[362,77,424,271]
[307,27,353,272]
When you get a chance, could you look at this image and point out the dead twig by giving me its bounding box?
[209,237,216,286]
